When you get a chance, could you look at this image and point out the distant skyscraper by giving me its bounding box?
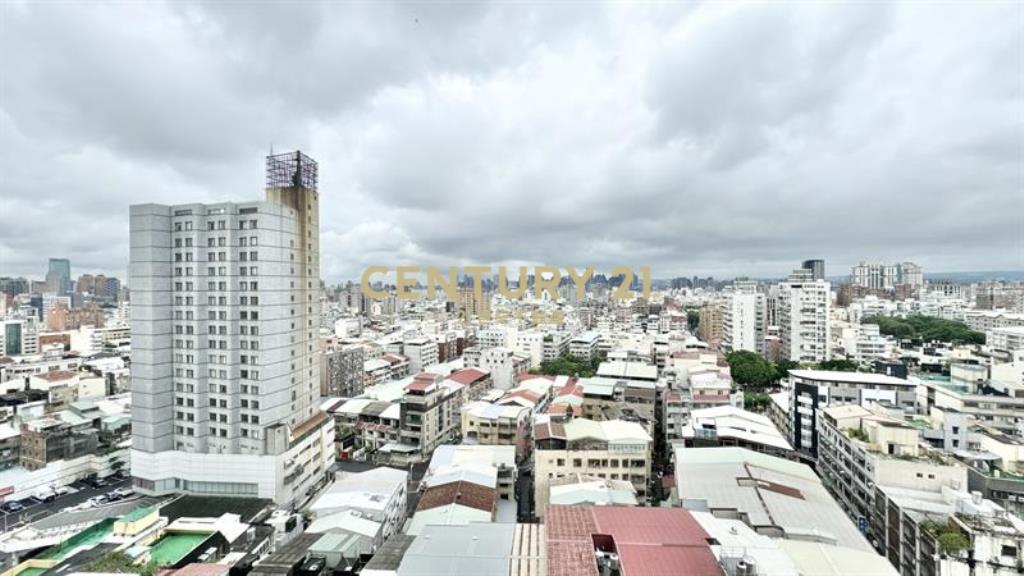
[850,261,923,290]
[129,151,333,505]
[46,258,71,295]
[801,259,825,281]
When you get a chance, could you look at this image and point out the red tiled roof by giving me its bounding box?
[545,506,721,576]
[693,394,730,403]
[447,368,489,385]
[34,370,77,382]
[416,481,496,513]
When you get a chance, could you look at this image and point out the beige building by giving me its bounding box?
[532,418,651,518]
[817,404,967,546]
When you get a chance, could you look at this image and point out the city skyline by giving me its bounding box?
[1,2,1021,280]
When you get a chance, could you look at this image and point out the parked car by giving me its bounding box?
[3,501,25,513]
[111,487,135,499]
[87,495,109,507]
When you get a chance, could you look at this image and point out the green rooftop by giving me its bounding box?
[39,518,116,561]
[120,505,156,523]
[149,532,211,566]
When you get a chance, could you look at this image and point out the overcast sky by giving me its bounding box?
[1,1,1021,284]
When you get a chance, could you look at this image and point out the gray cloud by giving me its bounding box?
[0,1,1021,283]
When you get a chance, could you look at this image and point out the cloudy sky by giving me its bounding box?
[1,1,1021,284]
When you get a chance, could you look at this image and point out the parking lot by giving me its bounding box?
[1,475,134,534]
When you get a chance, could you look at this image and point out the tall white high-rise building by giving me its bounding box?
[850,261,923,290]
[779,269,831,363]
[720,280,765,354]
[129,151,333,506]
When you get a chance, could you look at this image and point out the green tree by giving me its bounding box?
[530,353,605,378]
[726,351,776,388]
[686,309,700,332]
[817,359,859,372]
[772,359,800,382]
[864,315,983,345]
[86,552,158,575]
[744,390,770,412]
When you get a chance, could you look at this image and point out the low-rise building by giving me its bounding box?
[675,446,874,552]
[680,406,793,457]
[568,332,601,360]
[307,466,409,547]
[533,418,651,517]
[544,505,722,576]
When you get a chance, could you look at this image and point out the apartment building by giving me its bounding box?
[698,301,723,348]
[873,484,1024,576]
[463,346,529,391]
[789,369,918,461]
[988,327,1024,355]
[851,261,924,290]
[964,311,1024,333]
[778,269,831,363]
[533,418,651,518]
[461,376,551,461]
[568,332,601,360]
[321,343,365,398]
[917,366,1024,436]
[720,280,765,354]
[816,404,967,546]
[129,151,333,505]
[403,337,438,374]
[542,331,570,362]
[18,415,98,471]
[28,370,79,412]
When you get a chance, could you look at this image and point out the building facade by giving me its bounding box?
[129,151,333,505]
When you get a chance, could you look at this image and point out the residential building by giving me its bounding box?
[778,269,831,363]
[964,311,1024,333]
[851,261,924,291]
[129,151,333,505]
[403,337,438,374]
[426,444,517,502]
[321,343,365,398]
[951,426,1024,517]
[680,405,793,457]
[697,301,723,348]
[816,404,967,546]
[987,327,1024,355]
[464,347,529,390]
[533,418,652,517]
[568,332,601,360]
[307,466,408,546]
[18,414,99,471]
[917,366,1024,436]
[721,280,765,354]
[789,369,917,460]
[873,484,1024,576]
